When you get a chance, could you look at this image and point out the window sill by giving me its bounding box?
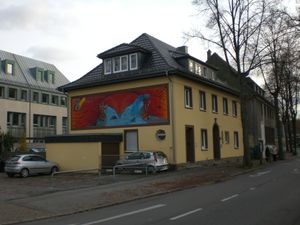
[185,106,193,110]
[200,108,206,112]
[201,147,208,151]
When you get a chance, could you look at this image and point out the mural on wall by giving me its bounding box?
[71,85,169,129]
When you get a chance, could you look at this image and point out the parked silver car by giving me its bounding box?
[116,151,169,173]
[5,154,59,178]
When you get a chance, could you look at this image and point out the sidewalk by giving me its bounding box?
[0,154,297,225]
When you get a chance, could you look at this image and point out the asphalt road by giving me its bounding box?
[20,158,300,225]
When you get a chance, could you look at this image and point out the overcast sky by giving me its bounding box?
[0,0,296,83]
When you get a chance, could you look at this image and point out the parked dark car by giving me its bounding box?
[116,151,169,173]
[5,154,59,178]
[0,159,5,172]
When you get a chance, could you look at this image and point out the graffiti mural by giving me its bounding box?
[71,85,169,129]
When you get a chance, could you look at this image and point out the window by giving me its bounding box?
[0,86,4,98]
[129,53,138,70]
[51,95,59,105]
[188,60,194,73]
[223,98,228,115]
[8,88,17,99]
[120,55,128,71]
[232,101,237,117]
[61,97,67,106]
[7,112,25,127]
[62,117,68,134]
[199,91,206,111]
[212,94,218,113]
[104,58,112,74]
[201,129,208,150]
[203,67,207,77]
[234,131,239,148]
[6,63,13,74]
[184,86,193,108]
[21,90,27,101]
[42,93,49,104]
[125,130,138,152]
[224,131,230,144]
[113,56,121,73]
[33,92,39,102]
[33,114,56,128]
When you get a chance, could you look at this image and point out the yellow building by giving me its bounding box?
[46,33,243,171]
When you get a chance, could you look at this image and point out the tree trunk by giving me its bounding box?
[274,97,285,159]
[291,114,298,155]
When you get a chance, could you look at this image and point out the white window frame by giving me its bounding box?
[6,63,13,74]
[212,95,218,113]
[129,53,138,70]
[234,131,239,149]
[201,129,208,150]
[113,56,121,73]
[120,55,128,72]
[184,86,193,108]
[104,58,112,75]
[125,130,138,152]
[223,98,228,115]
[199,91,206,111]
[232,101,237,117]
[224,131,230,144]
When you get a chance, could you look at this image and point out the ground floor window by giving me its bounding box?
[201,129,208,150]
[124,130,138,152]
[234,131,239,149]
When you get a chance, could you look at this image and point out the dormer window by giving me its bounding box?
[6,63,13,74]
[104,53,139,75]
[2,59,15,75]
[130,53,138,70]
[104,59,112,74]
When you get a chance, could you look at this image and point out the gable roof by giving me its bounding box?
[61,33,239,95]
[0,50,69,93]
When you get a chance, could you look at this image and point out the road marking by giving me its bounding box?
[249,170,271,177]
[292,168,300,174]
[250,187,256,191]
[221,194,239,202]
[170,208,203,221]
[80,204,166,225]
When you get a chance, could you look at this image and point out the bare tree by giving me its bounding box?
[187,0,278,166]
[259,9,300,158]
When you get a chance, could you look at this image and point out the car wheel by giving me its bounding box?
[20,168,29,178]
[7,172,14,178]
[147,165,156,174]
[51,166,59,174]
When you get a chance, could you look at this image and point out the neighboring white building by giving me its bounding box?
[0,50,69,147]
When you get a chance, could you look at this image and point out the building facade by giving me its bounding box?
[0,50,69,148]
[47,33,244,171]
[206,52,276,156]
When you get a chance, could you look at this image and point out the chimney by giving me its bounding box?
[207,49,212,60]
[176,46,188,54]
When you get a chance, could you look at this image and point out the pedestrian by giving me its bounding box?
[265,146,270,162]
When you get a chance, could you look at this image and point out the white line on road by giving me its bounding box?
[221,194,239,202]
[80,204,166,225]
[170,208,203,221]
[249,170,271,177]
[249,187,256,191]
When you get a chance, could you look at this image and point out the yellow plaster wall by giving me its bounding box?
[171,76,243,163]
[46,142,101,171]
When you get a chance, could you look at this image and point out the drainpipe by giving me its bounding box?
[165,71,176,165]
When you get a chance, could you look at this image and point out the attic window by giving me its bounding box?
[130,53,138,70]
[31,67,44,81]
[6,63,13,74]
[104,59,112,74]
[45,70,55,84]
[2,60,15,75]
[105,53,138,75]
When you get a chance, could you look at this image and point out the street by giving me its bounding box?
[19,158,300,225]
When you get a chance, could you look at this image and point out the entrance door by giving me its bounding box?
[101,143,120,169]
[213,122,221,160]
[185,126,195,163]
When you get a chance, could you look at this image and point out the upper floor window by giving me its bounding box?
[42,93,49,104]
[61,96,67,106]
[224,131,230,144]
[8,88,17,99]
[62,117,68,134]
[113,56,121,73]
[184,86,193,108]
[0,86,4,98]
[33,92,39,103]
[223,98,228,115]
[21,90,27,101]
[212,94,218,113]
[203,67,207,77]
[199,91,206,111]
[7,112,25,127]
[121,55,128,71]
[104,58,112,74]
[6,63,13,74]
[232,100,237,117]
[130,53,138,70]
[51,95,59,105]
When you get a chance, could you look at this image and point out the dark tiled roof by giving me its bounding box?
[61,33,238,95]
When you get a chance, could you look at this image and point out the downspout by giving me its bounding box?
[165,71,176,165]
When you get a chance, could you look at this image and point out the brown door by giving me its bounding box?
[213,122,221,160]
[185,126,195,163]
[101,143,120,169]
